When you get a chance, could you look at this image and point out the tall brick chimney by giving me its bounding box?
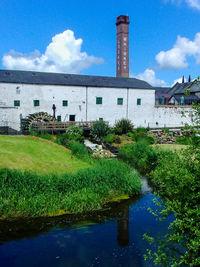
[116,15,130,78]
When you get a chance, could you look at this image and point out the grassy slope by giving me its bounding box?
[0,136,89,174]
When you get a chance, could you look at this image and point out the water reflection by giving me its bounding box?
[0,197,138,246]
[117,207,129,247]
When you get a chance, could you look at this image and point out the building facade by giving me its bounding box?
[0,69,193,132]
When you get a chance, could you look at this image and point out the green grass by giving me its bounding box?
[0,136,89,174]
[0,160,141,219]
[152,144,187,152]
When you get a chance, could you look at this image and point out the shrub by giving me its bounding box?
[103,134,121,144]
[56,126,84,148]
[119,141,159,174]
[91,120,110,139]
[70,142,89,159]
[176,136,191,145]
[114,118,134,135]
[127,131,156,144]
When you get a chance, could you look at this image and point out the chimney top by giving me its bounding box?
[116,15,130,26]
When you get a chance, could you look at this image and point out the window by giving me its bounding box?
[117,98,123,105]
[137,98,141,105]
[96,97,102,104]
[14,100,20,107]
[62,100,68,107]
[69,115,75,121]
[161,96,165,105]
[57,115,61,122]
[33,100,40,107]
[180,96,184,105]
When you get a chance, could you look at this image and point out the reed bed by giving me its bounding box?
[0,159,141,219]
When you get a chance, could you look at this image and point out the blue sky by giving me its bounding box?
[0,0,200,86]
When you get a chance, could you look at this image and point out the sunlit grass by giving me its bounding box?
[0,135,89,174]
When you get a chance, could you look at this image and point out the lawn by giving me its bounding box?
[152,143,187,152]
[0,135,89,174]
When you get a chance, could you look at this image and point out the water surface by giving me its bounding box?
[0,178,172,267]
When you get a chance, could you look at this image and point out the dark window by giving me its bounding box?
[117,98,123,105]
[33,100,40,107]
[180,96,184,105]
[161,96,165,105]
[137,98,141,105]
[63,100,68,106]
[69,115,75,121]
[96,97,102,104]
[14,100,20,107]
[57,115,61,121]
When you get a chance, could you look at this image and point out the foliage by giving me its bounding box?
[0,160,141,218]
[70,142,89,159]
[126,130,156,144]
[145,145,200,266]
[56,126,84,148]
[91,120,110,139]
[119,141,159,174]
[103,134,121,144]
[114,118,134,135]
[176,136,192,145]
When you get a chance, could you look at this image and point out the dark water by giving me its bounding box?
[0,178,173,267]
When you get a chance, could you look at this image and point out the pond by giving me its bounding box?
[0,177,173,267]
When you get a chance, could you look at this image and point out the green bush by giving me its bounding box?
[126,131,156,144]
[70,142,89,159]
[114,118,134,135]
[91,120,110,139]
[56,126,84,148]
[176,136,191,145]
[103,134,121,144]
[119,141,159,174]
[147,146,200,266]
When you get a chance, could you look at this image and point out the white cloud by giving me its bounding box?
[172,77,183,86]
[2,30,104,73]
[134,68,167,87]
[156,33,200,70]
[164,0,200,10]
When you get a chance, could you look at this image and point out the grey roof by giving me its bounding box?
[187,81,200,93]
[155,87,171,93]
[0,69,153,90]
[168,82,193,95]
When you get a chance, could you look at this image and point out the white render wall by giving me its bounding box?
[0,82,193,131]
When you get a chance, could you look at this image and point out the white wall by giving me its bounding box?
[152,106,192,128]
[0,82,194,131]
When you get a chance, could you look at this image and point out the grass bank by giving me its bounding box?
[0,135,89,174]
[0,160,141,219]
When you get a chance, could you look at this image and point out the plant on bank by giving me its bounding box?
[90,120,110,140]
[0,160,141,218]
[113,118,134,135]
[70,142,89,159]
[119,141,159,174]
[103,134,121,144]
[56,126,84,148]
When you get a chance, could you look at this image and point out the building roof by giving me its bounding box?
[155,87,171,93]
[168,82,193,95]
[0,69,153,90]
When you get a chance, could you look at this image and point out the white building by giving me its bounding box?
[0,69,192,133]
